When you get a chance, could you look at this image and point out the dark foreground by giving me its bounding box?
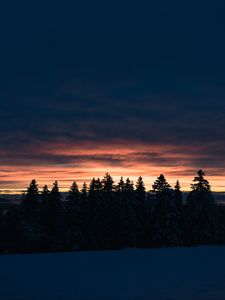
[0,246,225,300]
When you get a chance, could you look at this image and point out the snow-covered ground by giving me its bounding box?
[0,246,225,300]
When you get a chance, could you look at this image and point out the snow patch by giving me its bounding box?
[0,246,225,300]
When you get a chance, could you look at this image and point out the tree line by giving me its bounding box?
[1,170,225,254]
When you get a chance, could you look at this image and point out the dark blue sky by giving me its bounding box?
[1,0,225,191]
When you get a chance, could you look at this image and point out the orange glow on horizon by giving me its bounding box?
[0,140,225,194]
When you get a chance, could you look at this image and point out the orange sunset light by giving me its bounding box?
[0,140,225,194]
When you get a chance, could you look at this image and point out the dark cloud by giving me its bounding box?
[1,0,225,190]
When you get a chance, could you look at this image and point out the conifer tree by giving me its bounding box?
[174,180,184,242]
[151,175,182,247]
[174,180,183,209]
[39,185,51,249]
[88,178,103,215]
[152,174,171,192]
[89,177,102,195]
[124,177,134,193]
[19,180,41,251]
[41,181,64,249]
[67,181,80,206]
[191,169,211,191]
[123,177,137,246]
[116,177,125,192]
[65,181,82,250]
[42,184,50,194]
[136,176,145,196]
[134,177,148,246]
[101,173,118,248]
[79,182,90,249]
[81,182,88,199]
[41,185,50,204]
[102,172,114,192]
[114,177,132,247]
[185,170,216,245]
[50,181,63,209]
[174,180,181,192]
[88,178,103,249]
[21,179,39,219]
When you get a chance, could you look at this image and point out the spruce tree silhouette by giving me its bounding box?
[174,180,183,212]
[42,181,64,250]
[124,177,134,193]
[185,170,216,245]
[21,179,39,220]
[115,177,130,247]
[151,175,182,247]
[102,172,115,192]
[152,174,171,192]
[124,178,137,246]
[136,176,145,196]
[79,182,90,250]
[81,182,88,199]
[191,169,211,191]
[134,177,148,247]
[41,185,50,204]
[67,181,80,200]
[101,173,118,249]
[174,180,182,198]
[65,181,82,250]
[18,180,42,251]
[89,177,102,194]
[174,180,184,243]
[116,177,125,192]
[39,185,51,250]
[88,178,103,249]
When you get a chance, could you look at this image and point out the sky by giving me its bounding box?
[1,0,225,192]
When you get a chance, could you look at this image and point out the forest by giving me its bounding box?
[1,170,225,254]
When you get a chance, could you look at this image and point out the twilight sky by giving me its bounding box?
[1,0,225,192]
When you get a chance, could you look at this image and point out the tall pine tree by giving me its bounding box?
[19,180,41,251]
[65,181,83,250]
[41,181,64,250]
[21,179,39,220]
[124,178,137,246]
[151,175,182,247]
[101,173,118,249]
[134,177,148,247]
[87,178,103,249]
[185,170,216,245]
[115,177,130,247]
